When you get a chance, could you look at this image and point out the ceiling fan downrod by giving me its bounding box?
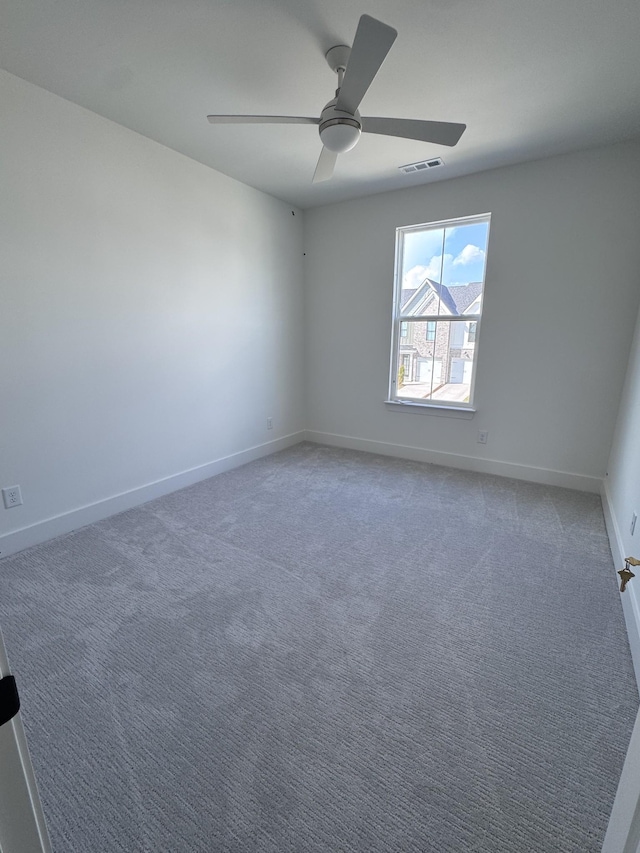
[319,44,361,154]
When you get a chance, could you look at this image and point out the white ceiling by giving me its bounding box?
[2,0,640,209]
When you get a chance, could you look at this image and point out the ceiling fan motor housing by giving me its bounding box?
[319,98,362,153]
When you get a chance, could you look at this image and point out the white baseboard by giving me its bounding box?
[0,431,305,560]
[602,480,640,690]
[304,430,602,493]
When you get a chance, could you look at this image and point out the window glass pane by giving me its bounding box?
[442,221,489,282]
[400,228,445,315]
[396,320,475,404]
[400,220,488,319]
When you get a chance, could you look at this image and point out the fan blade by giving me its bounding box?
[207,115,319,125]
[361,117,466,147]
[312,147,338,183]
[335,15,397,116]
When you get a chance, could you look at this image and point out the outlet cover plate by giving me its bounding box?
[2,486,23,508]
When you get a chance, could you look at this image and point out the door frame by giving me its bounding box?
[602,704,640,853]
[0,626,51,853]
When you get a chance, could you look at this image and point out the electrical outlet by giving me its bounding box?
[477,430,489,445]
[2,486,23,509]
[632,513,638,536]
[266,417,273,430]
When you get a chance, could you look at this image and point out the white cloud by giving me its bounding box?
[403,265,429,288]
[404,255,453,287]
[425,254,453,280]
[452,244,485,266]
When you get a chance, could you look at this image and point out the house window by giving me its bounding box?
[389,213,490,408]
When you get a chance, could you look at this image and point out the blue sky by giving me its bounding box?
[402,221,489,289]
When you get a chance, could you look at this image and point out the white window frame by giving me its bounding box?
[388,213,490,412]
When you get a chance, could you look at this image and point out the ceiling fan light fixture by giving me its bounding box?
[319,119,361,153]
[206,15,466,185]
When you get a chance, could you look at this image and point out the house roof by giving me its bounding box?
[401,277,456,316]
[400,289,418,310]
[449,282,483,314]
[401,278,482,317]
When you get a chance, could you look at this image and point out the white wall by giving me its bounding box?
[0,70,305,556]
[603,302,640,681]
[304,142,640,491]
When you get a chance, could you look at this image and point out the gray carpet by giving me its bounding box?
[0,442,637,852]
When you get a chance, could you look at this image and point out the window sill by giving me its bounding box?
[384,400,476,419]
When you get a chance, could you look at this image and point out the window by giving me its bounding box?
[389,213,490,409]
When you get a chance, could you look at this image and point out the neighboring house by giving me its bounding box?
[398,277,482,393]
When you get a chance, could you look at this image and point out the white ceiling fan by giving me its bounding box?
[207,14,466,183]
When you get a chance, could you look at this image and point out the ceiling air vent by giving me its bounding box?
[399,157,444,174]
